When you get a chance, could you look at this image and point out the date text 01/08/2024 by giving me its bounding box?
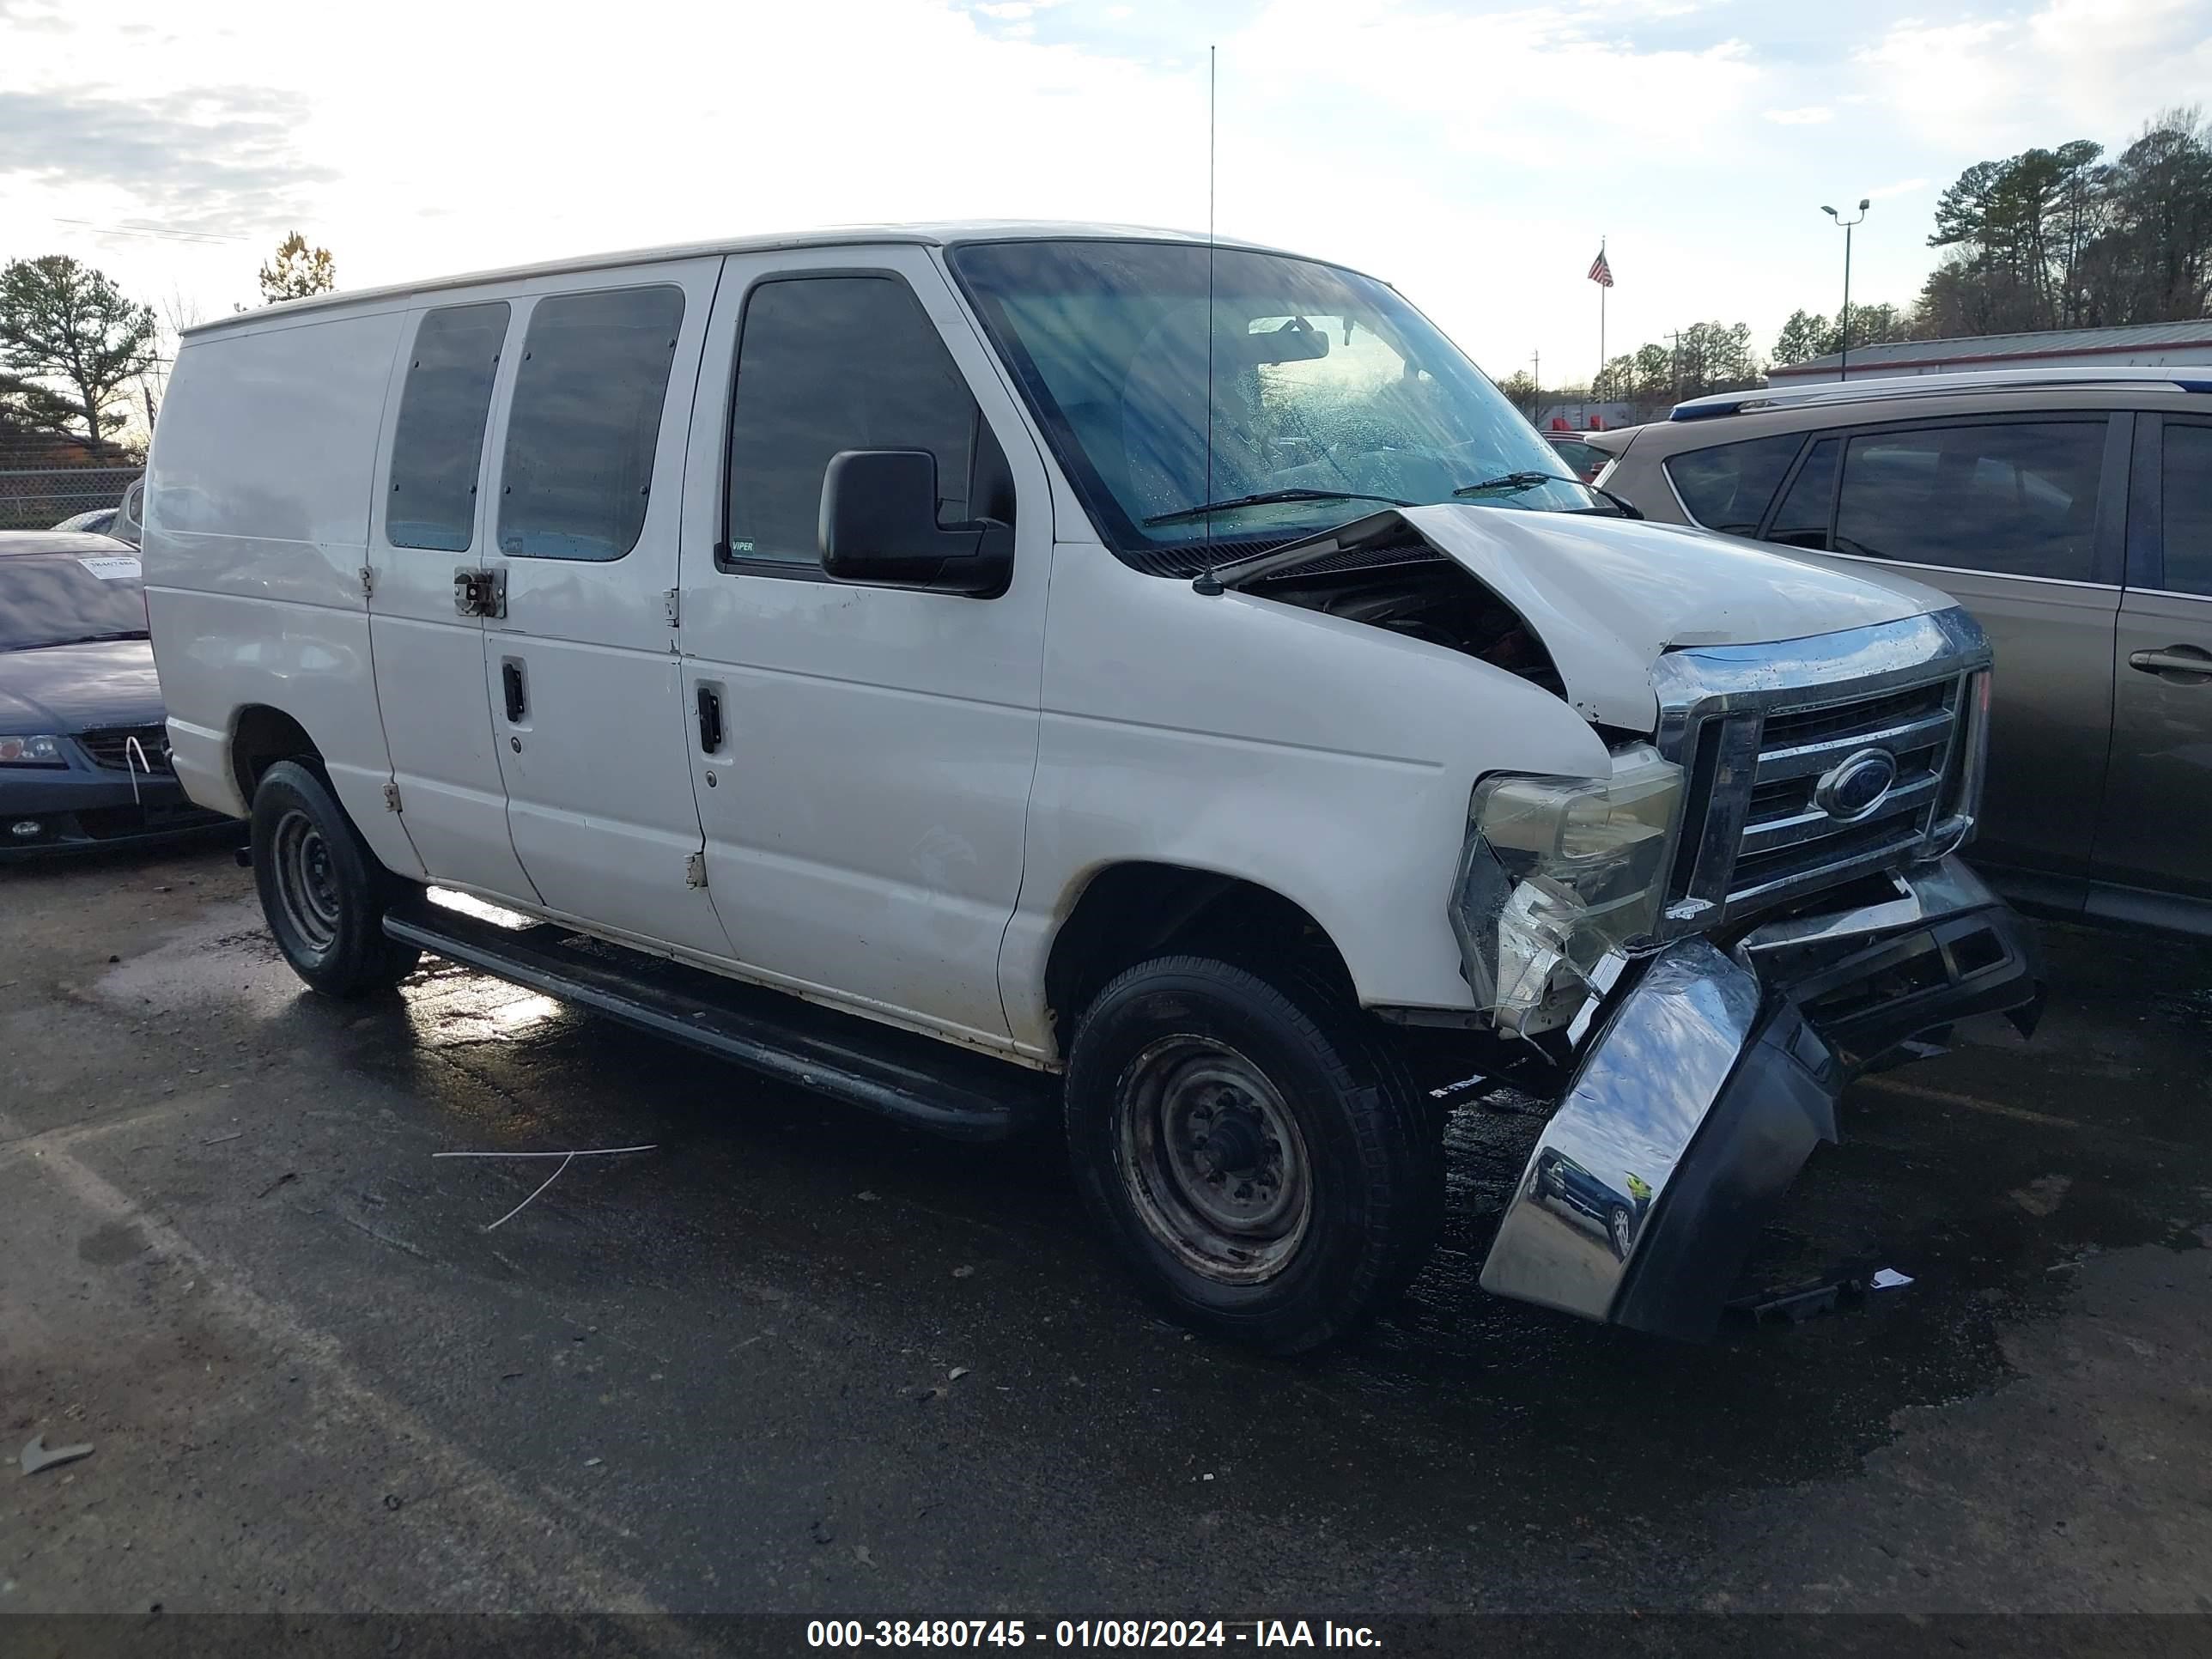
[806,1621,1382,1649]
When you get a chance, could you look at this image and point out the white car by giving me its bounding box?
[141,223,2040,1352]
[49,479,143,546]
[49,506,117,537]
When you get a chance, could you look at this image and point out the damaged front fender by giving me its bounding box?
[1479,856,2043,1340]
[1479,938,1839,1337]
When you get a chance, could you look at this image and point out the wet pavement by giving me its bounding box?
[3,842,2209,1618]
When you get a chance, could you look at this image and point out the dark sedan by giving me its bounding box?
[0,532,234,857]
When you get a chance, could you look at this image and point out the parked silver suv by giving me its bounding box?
[1589,368,2212,938]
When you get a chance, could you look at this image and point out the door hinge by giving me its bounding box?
[382,781,403,812]
[359,565,374,599]
[663,587,681,628]
[684,851,708,889]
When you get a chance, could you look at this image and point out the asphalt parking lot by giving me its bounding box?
[4,842,2209,1624]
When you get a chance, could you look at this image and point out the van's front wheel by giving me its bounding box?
[1065,956,1442,1354]
[251,760,419,997]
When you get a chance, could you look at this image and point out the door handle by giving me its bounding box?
[2128,646,2212,681]
[501,660,526,722]
[696,685,723,754]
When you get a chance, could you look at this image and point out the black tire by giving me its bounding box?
[1607,1205,1635,1261]
[1064,954,1443,1355]
[250,760,419,998]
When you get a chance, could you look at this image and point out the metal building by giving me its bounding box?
[1769,319,2212,386]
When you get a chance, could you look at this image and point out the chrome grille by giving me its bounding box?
[1726,678,1958,910]
[1652,610,1991,931]
[76,725,172,773]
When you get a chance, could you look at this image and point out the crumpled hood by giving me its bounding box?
[1401,504,1952,730]
[0,639,165,733]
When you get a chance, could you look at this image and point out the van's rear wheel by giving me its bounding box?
[1065,955,1442,1354]
[251,760,419,998]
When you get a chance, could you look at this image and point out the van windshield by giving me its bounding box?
[948,239,1594,572]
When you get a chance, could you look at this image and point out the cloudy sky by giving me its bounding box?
[3,0,2209,382]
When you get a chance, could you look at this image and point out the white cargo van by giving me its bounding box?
[143,223,2040,1351]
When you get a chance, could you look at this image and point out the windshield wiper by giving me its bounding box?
[65,629,153,644]
[1452,471,1572,498]
[1143,488,1414,528]
[1453,471,1644,520]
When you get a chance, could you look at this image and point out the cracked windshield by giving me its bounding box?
[951,240,1594,561]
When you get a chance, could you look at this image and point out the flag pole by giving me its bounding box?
[1597,234,1606,404]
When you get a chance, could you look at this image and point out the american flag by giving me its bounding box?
[1587,247,1614,288]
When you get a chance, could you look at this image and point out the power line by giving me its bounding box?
[52,219,243,246]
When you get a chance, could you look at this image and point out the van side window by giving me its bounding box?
[388,302,509,552]
[1662,434,1801,535]
[496,286,684,562]
[1832,421,2105,580]
[725,275,1003,568]
[2162,422,2212,597]
[1766,436,1841,550]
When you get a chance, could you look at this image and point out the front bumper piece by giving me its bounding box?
[1479,856,2040,1340]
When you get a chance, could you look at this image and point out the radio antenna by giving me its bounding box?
[1202,43,1218,574]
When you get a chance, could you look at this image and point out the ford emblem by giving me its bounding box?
[1814,747,1899,823]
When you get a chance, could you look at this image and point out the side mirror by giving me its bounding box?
[818,449,1012,598]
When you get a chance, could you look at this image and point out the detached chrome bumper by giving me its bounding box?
[1479,857,2041,1340]
[1730,857,2042,1069]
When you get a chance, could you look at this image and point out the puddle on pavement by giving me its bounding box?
[93,896,291,1011]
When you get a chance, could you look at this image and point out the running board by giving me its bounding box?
[382,899,1048,1141]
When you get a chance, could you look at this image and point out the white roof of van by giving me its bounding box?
[183,221,1322,337]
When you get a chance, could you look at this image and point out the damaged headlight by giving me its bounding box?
[1450,744,1683,1038]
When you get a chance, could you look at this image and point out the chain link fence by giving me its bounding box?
[0,464,143,531]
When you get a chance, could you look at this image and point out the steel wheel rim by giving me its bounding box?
[270,807,342,955]
[1115,1035,1311,1285]
[1610,1207,1633,1257]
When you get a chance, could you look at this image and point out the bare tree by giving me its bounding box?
[135,287,208,435]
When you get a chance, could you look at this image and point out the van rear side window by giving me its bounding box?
[497,286,684,562]
[388,302,509,552]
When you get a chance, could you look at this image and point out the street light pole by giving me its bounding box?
[1821,198,1870,382]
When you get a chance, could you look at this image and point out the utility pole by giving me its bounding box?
[1821,199,1870,381]
[1667,329,1683,404]
[1531,349,1540,422]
